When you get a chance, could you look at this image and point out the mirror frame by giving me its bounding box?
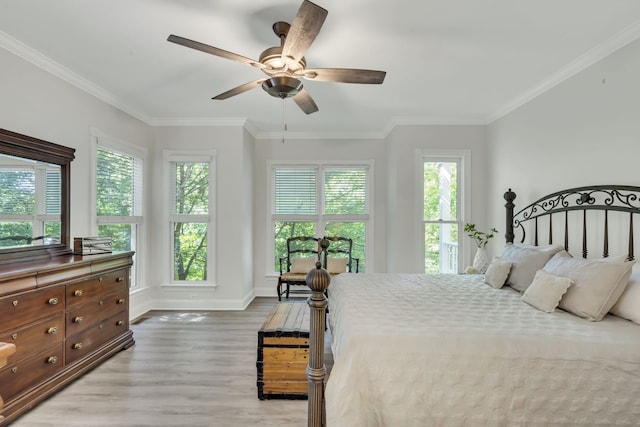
[0,128,75,264]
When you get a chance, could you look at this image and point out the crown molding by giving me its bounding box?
[252,129,387,140]
[0,30,153,125]
[384,116,487,136]
[488,19,640,123]
[150,117,249,127]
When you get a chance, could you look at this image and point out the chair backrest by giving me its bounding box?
[282,236,320,273]
[322,236,357,273]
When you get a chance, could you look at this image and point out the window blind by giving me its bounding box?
[274,168,317,215]
[97,146,143,217]
[324,168,367,215]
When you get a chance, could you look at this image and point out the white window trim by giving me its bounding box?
[266,159,374,276]
[415,149,471,273]
[0,161,61,238]
[163,149,217,287]
[90,128,147,290]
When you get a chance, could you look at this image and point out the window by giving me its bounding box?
[421,154,466,274]
[271,163,371,272]
[0,157,61,246]
[95,140,144,288]
[168,154,214,283]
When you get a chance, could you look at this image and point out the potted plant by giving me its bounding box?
[464,223,498,273]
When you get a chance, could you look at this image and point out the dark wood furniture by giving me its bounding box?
[0,129,75,265]
[277,236,319,301]
[0,129,135,425]
[257,301,310,400]
[0,252,134,425]
[322,235,359,273]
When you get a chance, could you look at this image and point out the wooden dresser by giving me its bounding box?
[0,252,134,426]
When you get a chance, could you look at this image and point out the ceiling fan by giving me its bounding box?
[167,0,386,114]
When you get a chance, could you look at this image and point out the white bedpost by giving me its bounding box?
[306,238,331,427]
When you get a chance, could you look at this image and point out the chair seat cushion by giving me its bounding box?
[281,272,309,282]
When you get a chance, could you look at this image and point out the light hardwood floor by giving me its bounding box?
[10,297,331,427]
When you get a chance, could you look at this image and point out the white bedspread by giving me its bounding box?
[326,273,640,427]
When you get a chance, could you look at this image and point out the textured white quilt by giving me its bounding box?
[326,273,640,427]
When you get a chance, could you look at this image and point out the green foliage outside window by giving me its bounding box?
[0,170,34,215]
[98,224,132,252]
[424,162,458,274]
[1,167,61,245]
[173,162,209,281]
[273,167,368,272]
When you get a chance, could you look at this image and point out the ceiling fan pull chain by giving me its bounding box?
[282,98,287,143]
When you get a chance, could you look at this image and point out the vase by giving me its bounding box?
[473,247,490,274]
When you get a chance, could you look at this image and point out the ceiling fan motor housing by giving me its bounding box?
[262,76,303,98]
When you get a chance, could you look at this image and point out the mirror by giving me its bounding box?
[0,129,75,264]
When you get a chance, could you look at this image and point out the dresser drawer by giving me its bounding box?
[65,288,128,335]
[0,343,64,402]
[0,286,64,333]
[65,311,129,365]
[66,269,128,309]
[0,313,64,363]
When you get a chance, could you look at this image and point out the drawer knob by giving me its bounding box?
[47,326,58,334]
[11,367,17,373]
[74,316,83,323]
[74,289,84,297]
[118,298,125,304]
[73,343,83,350]
[116,320,124,326]
[116,277,125,282]
[98,277,103,282]
[11,333,18,340]
[12,300,18,307]
[48,297,59,305]
[47,356,58,364]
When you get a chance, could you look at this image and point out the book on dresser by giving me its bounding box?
[0,252,135,426]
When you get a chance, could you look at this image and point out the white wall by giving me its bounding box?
[386,125,488,273]
[0,47,154,319]
[151,125,255,310]
[486,38,640,257]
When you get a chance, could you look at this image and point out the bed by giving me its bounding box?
[322,186,640,427]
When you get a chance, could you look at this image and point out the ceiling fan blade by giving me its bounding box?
[212,79,267,100]
[282,1,328,64]
[293,88,319,114]
[168,34,263,68]
[303,68,386,84]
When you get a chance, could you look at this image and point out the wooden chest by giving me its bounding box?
[257,301,310,400]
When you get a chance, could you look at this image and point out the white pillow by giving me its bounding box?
[543,251,633,321]
[290,257,317,274]
[610,272,640,324]
[522,269,573,312]
[327,257,348,274]
[483,257,512,289]
[500,244,563,292]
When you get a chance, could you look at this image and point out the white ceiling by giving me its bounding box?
[1,0,640,138]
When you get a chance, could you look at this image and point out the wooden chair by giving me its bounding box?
[277,236,320,301]
[322,236,359,275]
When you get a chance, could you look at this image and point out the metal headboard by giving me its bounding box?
[504,185,640,260]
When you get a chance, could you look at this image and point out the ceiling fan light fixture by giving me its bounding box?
[262,76,303,99]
